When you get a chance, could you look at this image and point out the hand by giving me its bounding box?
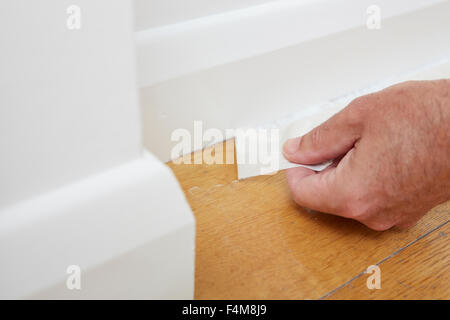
[283,80,450,231]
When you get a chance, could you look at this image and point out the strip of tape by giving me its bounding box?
[236,102,341,180]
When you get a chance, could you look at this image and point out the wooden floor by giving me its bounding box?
[167,140,449,300]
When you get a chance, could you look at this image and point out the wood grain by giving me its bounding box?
[167,140,450,299]
[326,222,449,299]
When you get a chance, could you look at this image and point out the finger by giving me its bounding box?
[285,165,345,214]
[285,166,316,180]
[283,101,365,165]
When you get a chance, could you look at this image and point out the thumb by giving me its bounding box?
[285,148,355,215]
[283,105,364,164]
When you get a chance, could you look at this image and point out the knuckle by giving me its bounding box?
[342,95,373,127]
[350,94,370,117]
[344,195,393,231]
[343,194,375,219]
[309,127,322,149]
[349,95,373,112]
[342,201,362,218]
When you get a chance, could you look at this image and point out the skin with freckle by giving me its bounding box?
[283,80,450,231]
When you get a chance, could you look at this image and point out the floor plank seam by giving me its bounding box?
[318,219,449,300]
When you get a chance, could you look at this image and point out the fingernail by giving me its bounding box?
[283,137,301,155]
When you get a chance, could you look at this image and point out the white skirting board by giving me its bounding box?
[0,152,195,299]
[139,1,450,162]
[136,0,445,87]
[1,0,197,300]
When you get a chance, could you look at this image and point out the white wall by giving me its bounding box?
[0,0,195,299]
[135,0,274,30]
[0,0,141,208]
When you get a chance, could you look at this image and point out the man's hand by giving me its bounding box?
[283,80,450,231]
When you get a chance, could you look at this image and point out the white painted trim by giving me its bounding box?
[134,0,274,30]
[0,152,195,299]
[140,1,450,162]
[137,0,445,87]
